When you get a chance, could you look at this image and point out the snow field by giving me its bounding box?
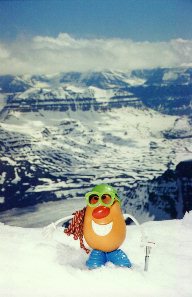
[0,212,192,297]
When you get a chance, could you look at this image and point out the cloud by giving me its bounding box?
[0,33,192,75]
[0,45,10,59]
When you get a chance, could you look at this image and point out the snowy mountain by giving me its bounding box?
[0,67,192,220]
[0,108,191,216]
[0,67,192,115]
[0,211,192,297]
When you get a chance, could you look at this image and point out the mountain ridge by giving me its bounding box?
[0,67,192,115]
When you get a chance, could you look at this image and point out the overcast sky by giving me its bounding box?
[0,0,192,74]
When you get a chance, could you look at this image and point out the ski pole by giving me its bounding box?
[144,242,155,271]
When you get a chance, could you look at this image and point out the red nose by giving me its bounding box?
[92,206,110,219]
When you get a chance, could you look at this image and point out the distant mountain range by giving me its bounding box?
[0,67,192,221]
[0,67,192,115]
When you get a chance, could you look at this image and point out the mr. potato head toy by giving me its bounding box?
[64,184,132,269]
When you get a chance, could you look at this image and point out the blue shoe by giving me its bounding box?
[86,250,107,269]
[106,249,132,268]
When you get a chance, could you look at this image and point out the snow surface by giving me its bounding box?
[163,71,179,81]
[0,212,192,297]
[88,86,114,103]
[0,92,7,111]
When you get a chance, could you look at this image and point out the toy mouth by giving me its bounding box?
[91,220,113,236]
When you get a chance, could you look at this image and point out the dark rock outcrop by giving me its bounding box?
[122,160,192,221]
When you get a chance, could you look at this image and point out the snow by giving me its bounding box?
[182,211,192,227]
[0,92,7,111]
[11,168,21,184]
[171,116,191,132]
[88,86,114,103]
[124,77,146,86]
[0,211,192,297]
[32,179,84,193]
[0,197,5,203]
[65,84,85,93]
[163,71,179,81]
[0,172,6,184]
[1,156,17,166]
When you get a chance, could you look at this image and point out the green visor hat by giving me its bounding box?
[85,184,121,207]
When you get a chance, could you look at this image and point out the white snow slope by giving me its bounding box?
[0,211,192,297]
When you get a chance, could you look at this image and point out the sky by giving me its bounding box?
[0,0,192,74]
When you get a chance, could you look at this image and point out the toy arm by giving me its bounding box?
[52,215,73,227]
[123,213,148,246]
[42,215,73,239]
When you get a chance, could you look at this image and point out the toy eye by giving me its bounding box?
[89,195,99,205]
[101,194,112,205]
